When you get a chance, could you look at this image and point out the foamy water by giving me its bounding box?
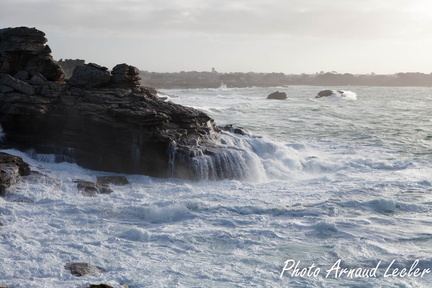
[1,86,432,287]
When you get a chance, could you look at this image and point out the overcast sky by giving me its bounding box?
[2,0,432,74]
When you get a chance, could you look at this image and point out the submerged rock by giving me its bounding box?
[96,176,129,186]
[74,179,113,197]
[267,91,287,100]
[64,262,104,277]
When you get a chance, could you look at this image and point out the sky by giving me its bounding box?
[2,0,432,74]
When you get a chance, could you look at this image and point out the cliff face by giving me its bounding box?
[0,26,240,180]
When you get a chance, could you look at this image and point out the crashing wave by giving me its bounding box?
[316,89,357,100]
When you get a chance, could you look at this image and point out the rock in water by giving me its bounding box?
[0,27,255,180]
[64,262,104,277]
[96,176,129,186]
[267,91,287,100]
[316,90,334,98]
[0,152,30,196]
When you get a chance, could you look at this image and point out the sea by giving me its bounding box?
[0,85,431,288]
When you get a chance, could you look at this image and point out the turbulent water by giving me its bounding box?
[1,85,432,288]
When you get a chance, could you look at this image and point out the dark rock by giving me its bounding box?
[87,285,114,288]
[0,74,35,95]
[64,262,104,277]
[267,91,287,100]
[96,176,129,186]
[109,63,141,88]
[0,27,65,82]
[74,179,113,197]
[316,90,334,98]
[14,70,29,81]
[0,85,14,93]
[142,86,158,95]
[0,153,30,196]
[28,72,47,85]
[220,124,247,135]
[67,63,111,88]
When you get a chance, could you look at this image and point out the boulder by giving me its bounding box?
[64,262,104,277]
[67,63,111,88]
[267,91,287,100]
[0,27,65,82]
[0,152,31,196]
[109,63,141,88]
[316,90,334,98]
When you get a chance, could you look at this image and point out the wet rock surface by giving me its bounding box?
[0,152,30,196]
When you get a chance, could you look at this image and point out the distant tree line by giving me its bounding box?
[140,71,432,89]
[56,60,432,88]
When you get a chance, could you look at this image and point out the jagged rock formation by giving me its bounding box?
[0,26,65,82]
[0,152,30,196]
[0,26,253,180]
[267,91,287,100]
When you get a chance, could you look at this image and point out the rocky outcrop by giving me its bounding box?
[0,153,30,196]
[267,91,287,100]
[0,27,252,180]
[0,26,65,82]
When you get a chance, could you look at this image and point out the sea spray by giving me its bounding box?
[175,131,305,181]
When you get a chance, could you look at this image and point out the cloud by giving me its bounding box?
[2,0,429,40]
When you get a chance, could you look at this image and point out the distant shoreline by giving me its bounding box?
[58,60,432,89]
[139,71,432,89]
